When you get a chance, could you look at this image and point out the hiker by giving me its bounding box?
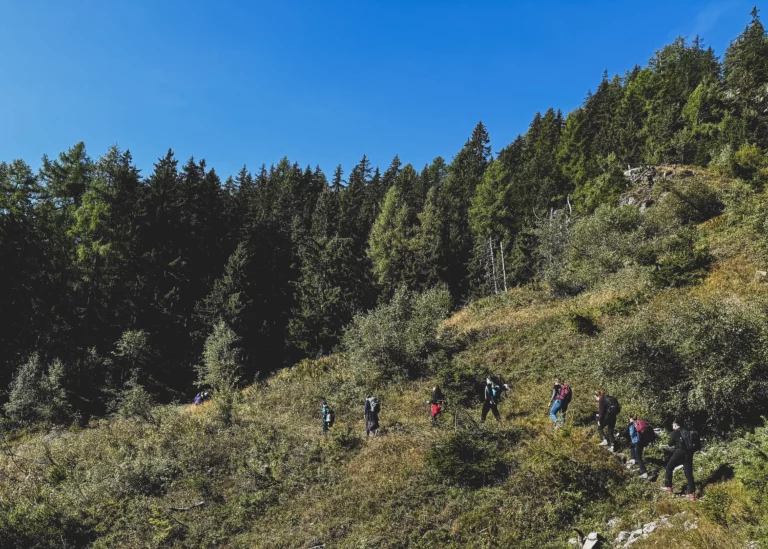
[661,419,699,500]
[548,378,572,425]
[364,396,380,437]
[193,392,202,405]
[321,400,334,436]
[428,386,446,425]
[628,414,656,479]
[595,390,620,452]
[481,377,510,423]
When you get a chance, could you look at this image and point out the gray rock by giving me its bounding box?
[607,517,621,529]
[642,522,657,535]
[582,532,603,549]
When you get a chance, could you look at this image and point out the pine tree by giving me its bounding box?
[369,186,414,296]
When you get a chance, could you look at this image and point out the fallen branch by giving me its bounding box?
[169,501,205,512]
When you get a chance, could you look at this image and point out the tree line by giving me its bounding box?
[1,9,767,422]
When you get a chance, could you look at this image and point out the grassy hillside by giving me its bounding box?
[3,167,768,548]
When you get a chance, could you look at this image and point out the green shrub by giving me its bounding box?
[196,321,244,426]
[343,285,452,379]
[736,420,768,507]
[587,295,768,431]
[4,354,71,425]
[649,229,712,288]
[425,430,512,488]
[114,378,157,425]
[567,308,600,335]
[650,178,724,226]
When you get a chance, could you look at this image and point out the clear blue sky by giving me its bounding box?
[0,1,761,180]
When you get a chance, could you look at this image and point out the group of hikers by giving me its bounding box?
[547,377,700,500]
[318,375,701,500]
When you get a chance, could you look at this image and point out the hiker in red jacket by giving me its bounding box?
[428,386,446,425]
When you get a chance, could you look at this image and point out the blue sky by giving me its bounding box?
[0,1,761,180]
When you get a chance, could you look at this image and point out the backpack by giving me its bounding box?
[327,409,335,427]
[559,385,572,403]
[681,429,701,452]
[492,385,502,399]
[369,398,380,414]
[604,396,621,417]
[634,419,657,443]
[634,419,650,434]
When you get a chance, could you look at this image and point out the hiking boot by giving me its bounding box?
[660,487,673,495]
[686,493,696,502]
[599,439,609,446]
[639,473,648,479]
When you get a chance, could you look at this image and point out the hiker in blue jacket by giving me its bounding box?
[628,414,656,479]
[481,377,510,423]
[321,400,334,436]
[548,378,572,425]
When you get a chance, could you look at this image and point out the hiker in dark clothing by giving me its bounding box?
[548,378,571,425]
[428,386,446,425]
[595,390,618,452]
[481,377,510,423]
[321,400,334,436]
[628,414,656,479]
[662,420,697,500]
[364,396,380,437]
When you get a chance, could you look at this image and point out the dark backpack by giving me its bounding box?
[559,385,572,403]
[681,429,701,452]
[604,396,621,417]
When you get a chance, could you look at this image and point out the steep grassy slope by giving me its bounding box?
[2,167,768,548]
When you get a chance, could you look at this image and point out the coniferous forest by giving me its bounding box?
[4,9,768,548]
[4,11,767,419]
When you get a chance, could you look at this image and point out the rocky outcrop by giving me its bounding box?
[613,512,697,548]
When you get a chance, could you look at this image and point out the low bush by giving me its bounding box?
[587,294,768,431]
[425,430,513,488]
[343,285,452,379]
[649,228,712,288]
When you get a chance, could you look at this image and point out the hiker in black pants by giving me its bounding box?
[364,396,380,437]
[595,390,619,452]
[662,419,697,500]
[321,400,334,436]
[628,415,656,479]
[481,377,509,423]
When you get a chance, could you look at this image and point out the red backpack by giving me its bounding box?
[558,385,572,402]
[634,419,650,434]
